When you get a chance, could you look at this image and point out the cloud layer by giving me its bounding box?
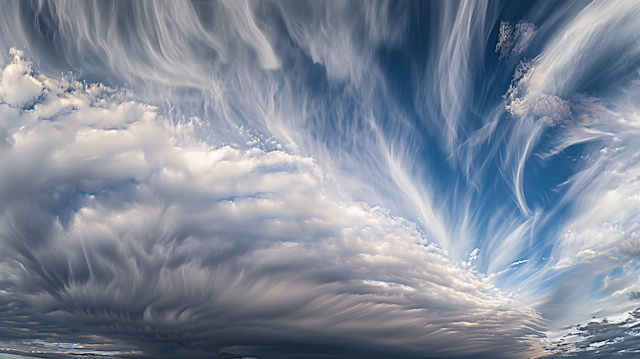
[1,1,640,358]
[0,50,545,358]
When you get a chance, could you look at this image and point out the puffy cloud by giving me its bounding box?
[504,62,572,126]
[496,21,537,59]
[0,49,42,108]
[0,51,545,358]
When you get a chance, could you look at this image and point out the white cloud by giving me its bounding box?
[0,50,545,358]
[504,62,572,126]
[0,48,42,108]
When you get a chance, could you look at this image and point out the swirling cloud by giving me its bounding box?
[0,50,544,358]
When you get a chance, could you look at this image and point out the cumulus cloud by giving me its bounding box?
[0,49,42,108]
[0,51,546,358]
[496,21,537,59]
[279,1,405,83]
[415,1,494,159]
[504,62,572,126]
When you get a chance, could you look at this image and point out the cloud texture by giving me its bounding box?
[0,50,545,358]
[1,0,640,358]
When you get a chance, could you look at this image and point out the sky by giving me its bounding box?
[0,0,639,358]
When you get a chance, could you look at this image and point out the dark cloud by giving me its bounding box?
[545,308,640,358]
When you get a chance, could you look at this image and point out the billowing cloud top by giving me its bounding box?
[1,1,640,358]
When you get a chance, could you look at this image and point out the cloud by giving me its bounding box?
[504,62,572,126]
[497,0,640,329]
[544,308,640,357]
[415,1,494,158]
[0,49,42,108]
[496,21,537,59]
[279,1,405,83]
[2,1,640,358]
[0,50,545,358]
